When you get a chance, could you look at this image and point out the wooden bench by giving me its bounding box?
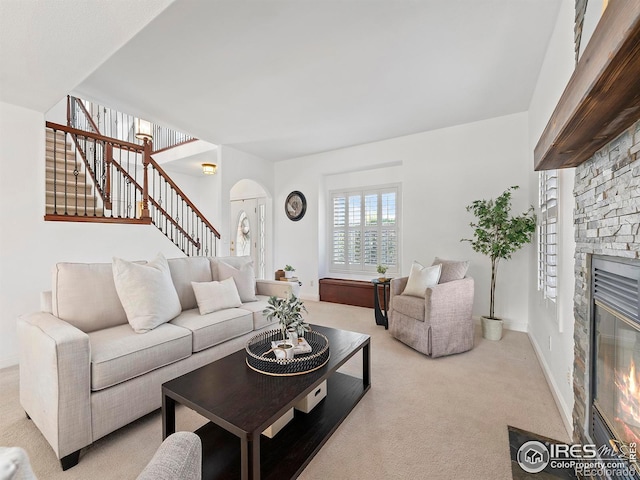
[319,278,387,309]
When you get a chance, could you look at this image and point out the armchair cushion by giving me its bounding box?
[402,261,441,297]
[392,295,425,321]
[432,257,469,283]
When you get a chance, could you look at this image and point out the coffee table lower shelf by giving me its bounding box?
[197,372,369,480]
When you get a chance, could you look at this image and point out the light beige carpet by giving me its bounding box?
[0,301,569,479]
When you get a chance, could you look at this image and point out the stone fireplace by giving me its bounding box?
[573,119,640,452]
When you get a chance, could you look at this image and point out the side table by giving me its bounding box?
[371,278,391,329]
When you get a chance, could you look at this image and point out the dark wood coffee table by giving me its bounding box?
[162,324,370,480]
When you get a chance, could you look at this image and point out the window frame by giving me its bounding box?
[328,183,401,276]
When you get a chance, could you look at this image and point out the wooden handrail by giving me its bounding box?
[151,137,198,155]
[46,121,219,252]
[68,96,101,134]
[148,156,221,238]
[46,122,143,152]
[108,159,200,247]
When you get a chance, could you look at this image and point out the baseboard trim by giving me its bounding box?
[527,331,574,438]
[0,354,19,370]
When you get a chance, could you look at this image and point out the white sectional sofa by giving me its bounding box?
[17,255,291,470]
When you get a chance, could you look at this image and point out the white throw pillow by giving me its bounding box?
[402,261,442,298]
[218,260,257,303]
[191,277,243,315]
[112,253,182,333]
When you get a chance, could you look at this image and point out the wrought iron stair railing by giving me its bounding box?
[68,95,197,154]
[44,122,220,256]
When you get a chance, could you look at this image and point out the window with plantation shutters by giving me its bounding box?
[330,185,400,274]
[538,170,557,302]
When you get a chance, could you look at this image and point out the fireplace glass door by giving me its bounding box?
[594,301,640,445]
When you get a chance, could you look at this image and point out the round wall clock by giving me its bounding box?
[285,191,307,221]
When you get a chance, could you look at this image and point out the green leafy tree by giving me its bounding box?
[461,186,536,320]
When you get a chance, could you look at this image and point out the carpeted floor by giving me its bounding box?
[0,301,570,479]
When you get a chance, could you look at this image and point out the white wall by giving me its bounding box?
[274,112,533,331]
[0,101,194,368]
[526,0,578,436]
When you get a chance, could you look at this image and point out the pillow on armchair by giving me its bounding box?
[402,261,441,297]
[432,257,469,283]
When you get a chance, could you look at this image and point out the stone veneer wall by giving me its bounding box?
[572,119,640,444]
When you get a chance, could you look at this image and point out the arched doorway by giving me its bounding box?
[230,179,269,279]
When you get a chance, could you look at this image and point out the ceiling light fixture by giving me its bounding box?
[135,119,153,141]
[202,163,217,175]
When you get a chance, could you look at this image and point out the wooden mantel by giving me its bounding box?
[534,1,640,171]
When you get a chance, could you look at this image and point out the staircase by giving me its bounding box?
[45,129,101,216]
[44,108,220,257]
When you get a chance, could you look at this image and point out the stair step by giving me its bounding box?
[45,144,76,156]
[45,205,106,217]
[46,191,99,207]
[46,177,92,194]
[45,166,87,182]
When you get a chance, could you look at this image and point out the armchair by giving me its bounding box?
[389,276,474,357]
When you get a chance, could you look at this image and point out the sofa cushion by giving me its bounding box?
[238,295,272,330]
[168,257,212,310]
[113,254,182,333]
[88,323,192,391]
[191,278,243,315]
[432,257,469,283]
[52,262,129,332]
[210,255,252,281]
[393,295,425,321]
[218,260,257,303]
[171,308,253,352]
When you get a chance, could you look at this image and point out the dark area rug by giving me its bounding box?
[509,426,578,480]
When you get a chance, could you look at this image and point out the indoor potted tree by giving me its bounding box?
[461,186,536,340]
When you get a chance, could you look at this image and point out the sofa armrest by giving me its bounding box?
[424,277,475,327]
[137,432,202,480]
[17,312,91,460]
[256,279,293,298]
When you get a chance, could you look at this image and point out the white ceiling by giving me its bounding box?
[0,0,174,112]
[2,0,562,162]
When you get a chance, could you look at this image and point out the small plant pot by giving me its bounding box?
[284,271,294,279]
[481,316,503,341]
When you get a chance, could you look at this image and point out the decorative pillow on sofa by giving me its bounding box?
[402,261,442,297]
[218,260,257,303]
[432,257,469,283]
[112,253,182,333]
[191,277,243,315]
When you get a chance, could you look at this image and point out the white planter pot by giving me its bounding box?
[481,316,503,341]
[284,270,294,279]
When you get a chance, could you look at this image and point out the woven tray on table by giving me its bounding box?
[245,329,330,376]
